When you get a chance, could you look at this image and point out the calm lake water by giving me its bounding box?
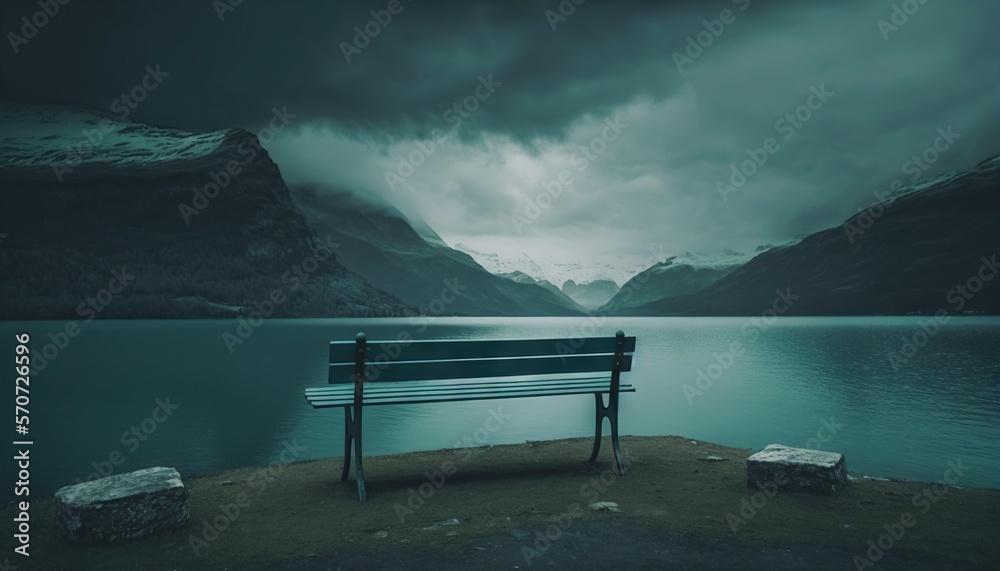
[4,316,1000,498]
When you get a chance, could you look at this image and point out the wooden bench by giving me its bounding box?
[305,330,637,501]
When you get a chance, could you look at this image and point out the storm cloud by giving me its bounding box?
[3,0,999,266]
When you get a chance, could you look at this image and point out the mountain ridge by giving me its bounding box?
[289,185,585,317]
[614,154,1000,316]
[0,102,410,319]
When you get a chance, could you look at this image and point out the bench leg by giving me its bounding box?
[353,405,368,502]
[341,406,353,482]
[589,392,627,475]
[608,392,627,476]
[340,406,368,501]
[589,393,606,462]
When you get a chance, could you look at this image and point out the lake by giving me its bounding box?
[5,316,1000,498]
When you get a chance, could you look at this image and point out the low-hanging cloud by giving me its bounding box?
[3,0,999,264]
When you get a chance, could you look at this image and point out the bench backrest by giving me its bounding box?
[328,331,635,384]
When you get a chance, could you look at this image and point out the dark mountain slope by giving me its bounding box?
[0,103,408,318]
[289,186,585,317]
[619,156,1000,316]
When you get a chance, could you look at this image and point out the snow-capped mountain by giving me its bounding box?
[646,250,763,271]
[495,271,585,311]
[0,102,409,318]
[496,270,563,296]
[453,243,661,287]
[0,103,264,180]
[453,242,769,293]
[600,254,748,312]
[614,154,1000,316]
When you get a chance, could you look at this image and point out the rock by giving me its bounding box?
[588,502,621,512]
[510,529,531,539]
[54,467,189,543]
[698,455,729,462]
[747,444,847,494]
[421,518,460,532]
[372,530,388,538]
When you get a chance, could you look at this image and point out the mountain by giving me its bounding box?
[496,271,585,310]
[0,103,409,319]
[288,186,585,316]
[562,279,620,310]
[616,155,1000,316]
[453,243,649,287]
[601,257,740,312]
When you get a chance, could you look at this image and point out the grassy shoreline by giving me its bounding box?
[6,435,999,569]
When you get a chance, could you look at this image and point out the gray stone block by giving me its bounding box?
[55,466,189,543]
[747,444,847,494]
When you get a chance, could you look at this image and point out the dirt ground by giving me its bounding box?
[6,436,999,570]
[238,516,983,570]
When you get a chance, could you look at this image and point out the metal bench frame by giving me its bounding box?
[305,330,636,501]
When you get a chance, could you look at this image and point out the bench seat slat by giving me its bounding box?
[306,375,614,395]
[307,383,636,408]
[307,380,621,400]
[307,378,624,398]
[329,336,636,364]
[329,354,633,384]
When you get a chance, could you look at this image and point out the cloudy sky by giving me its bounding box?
[3,0,999,266]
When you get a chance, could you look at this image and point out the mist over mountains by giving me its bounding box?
[1,103,997,319]
[0,104,408,319]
